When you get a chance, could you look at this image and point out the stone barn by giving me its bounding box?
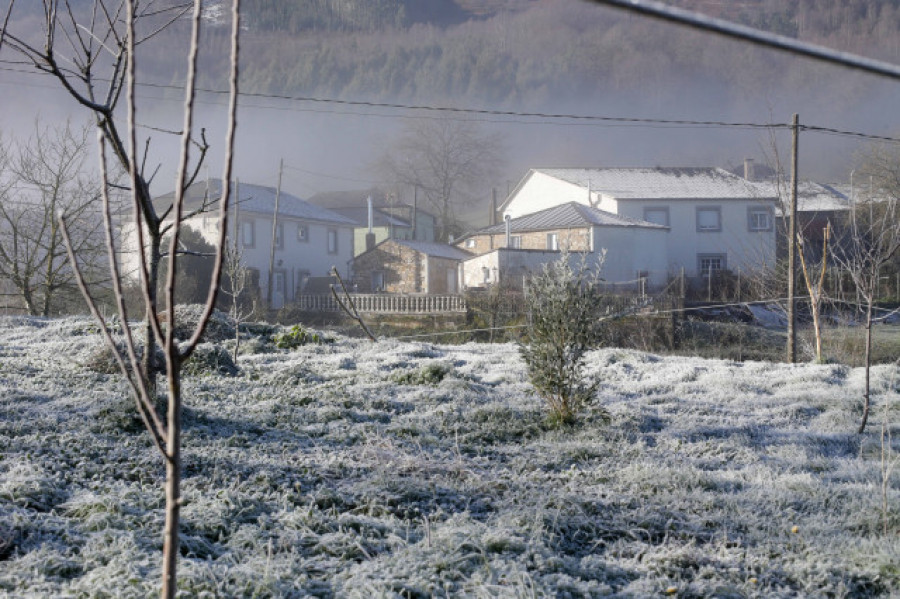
[352,239,472,294]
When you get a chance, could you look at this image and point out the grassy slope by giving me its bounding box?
[0,316,898,596]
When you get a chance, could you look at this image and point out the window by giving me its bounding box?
[371,271,385,291]
[297,223,309,242]
[643,207,670,227]
[465,238,477,249]
[482,266,490,284]
[509,235,522,249]
[296,271,311,294]
[327,228,338,254]
[748,207,772,231]
[241,219,255,248]
[696,207,722,232]
[274,222,284,249]
[547,233,559,250]
[698,253,727,276]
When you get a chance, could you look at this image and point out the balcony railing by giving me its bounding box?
[294,294,467,314]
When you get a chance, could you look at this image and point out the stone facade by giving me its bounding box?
[457,228,591,254]
[352,240,462,294]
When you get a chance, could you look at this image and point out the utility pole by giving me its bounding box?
[787,114,799,363]
[412,185,418,241]
[267,158,283,310]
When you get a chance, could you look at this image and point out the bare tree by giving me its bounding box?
[797,222,830,363]
[834,146,900,434]
[221,236,253,361]
[0,121,104,316]
[3,1,242,596]
[0,0,213,387]
[374,118,504,242]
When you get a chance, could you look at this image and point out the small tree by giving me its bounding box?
[220,238,254,361]
[519,252,605,425]
[797,222,831,363]
[24,1,243,596]
[834,147,900,434]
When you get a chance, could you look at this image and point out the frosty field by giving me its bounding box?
[0,316,898,598]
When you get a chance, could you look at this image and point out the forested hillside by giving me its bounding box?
[182,0,900,112]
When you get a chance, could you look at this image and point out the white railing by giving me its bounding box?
[294,294,467,314]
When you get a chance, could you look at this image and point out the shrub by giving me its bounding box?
[519,253,604,426]
[182,344,239,377]
[167,305,236,342]
[272,325,325,349]
[392,362,451,385]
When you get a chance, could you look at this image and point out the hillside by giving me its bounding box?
[172,0,900,115]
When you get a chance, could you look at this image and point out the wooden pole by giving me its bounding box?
[787,113,799,363]
[267,158,283,309]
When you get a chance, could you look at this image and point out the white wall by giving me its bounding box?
[591,226,668,288]
[614,200,776,277]
[503,171,596,219]
[122,212,353,303]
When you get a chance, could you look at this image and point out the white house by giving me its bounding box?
[500,167,779,279]
[124,179,356,309]
[457,201,669,289]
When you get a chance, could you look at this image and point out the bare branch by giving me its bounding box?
[182,0,240,356]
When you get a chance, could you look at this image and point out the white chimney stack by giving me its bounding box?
[744,158,755,181]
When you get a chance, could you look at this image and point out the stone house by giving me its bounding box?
[352,239,472,294]
[455,201,669,289]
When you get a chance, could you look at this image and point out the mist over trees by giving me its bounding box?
[193,0,900,112]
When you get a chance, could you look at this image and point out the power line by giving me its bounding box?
[588,0,900,82]
[1,60,899,144]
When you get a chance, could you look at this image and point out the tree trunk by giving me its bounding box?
[160,362,182,599]
[144,233,162,395]
[858,300,873,434]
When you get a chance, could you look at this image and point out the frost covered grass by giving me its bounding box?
[0,315,899,597]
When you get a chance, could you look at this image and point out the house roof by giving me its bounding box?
[306,188,386,209]
[154,179,356,226]
[329,207,411,228]
[464,201,666,238]
[504,167,777,208]
[766,181,850,215]
[393,239,473,260]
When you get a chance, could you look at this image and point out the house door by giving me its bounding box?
[271,271,285,309]
[446,268,457,294]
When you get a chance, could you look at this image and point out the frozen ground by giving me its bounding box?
[0,315,898,597]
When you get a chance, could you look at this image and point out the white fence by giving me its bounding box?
[295,294,467,314]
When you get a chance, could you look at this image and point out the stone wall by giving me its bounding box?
[457,227,591,255]
[352,242,422,294]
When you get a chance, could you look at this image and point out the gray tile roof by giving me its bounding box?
[393,240,472,260]
[762,181,851,214]
[155,179,356,225]
[467,202,666,237]
[533,167,777,200]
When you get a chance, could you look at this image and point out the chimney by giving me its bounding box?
[743,158,755,181]
[365,195,376,251]
[490,188,497,226]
